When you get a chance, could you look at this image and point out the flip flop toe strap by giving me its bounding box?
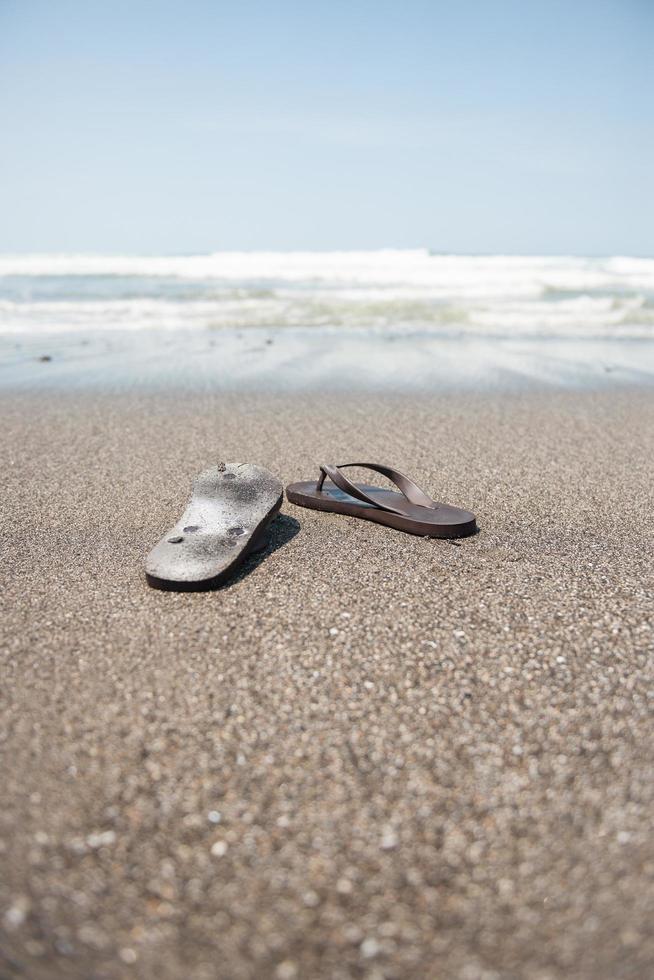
[317,462,436,516]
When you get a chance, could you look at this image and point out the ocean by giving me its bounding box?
[1,250,654,337]
[2,251,654,390]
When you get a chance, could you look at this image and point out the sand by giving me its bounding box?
[1,384,653,980]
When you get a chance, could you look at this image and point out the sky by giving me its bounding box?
[0,0,653,255]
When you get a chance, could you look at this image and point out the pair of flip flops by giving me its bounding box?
[145,462,477,591]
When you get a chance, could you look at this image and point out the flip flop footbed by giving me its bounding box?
[286,479,476,538]
[146,463,283,590]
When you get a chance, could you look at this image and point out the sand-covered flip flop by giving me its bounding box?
[146,463,283,590]
[286,462,476,538]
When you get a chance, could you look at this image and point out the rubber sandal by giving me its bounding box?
[286,462,476,538]
[146,462,283,590]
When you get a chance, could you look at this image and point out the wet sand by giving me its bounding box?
[4,325,654,393]
[1,384,653,979]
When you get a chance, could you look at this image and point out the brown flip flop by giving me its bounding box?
[286,462,477,538]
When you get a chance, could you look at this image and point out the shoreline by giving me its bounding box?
[2,326,654,392]
[2,383,653,978]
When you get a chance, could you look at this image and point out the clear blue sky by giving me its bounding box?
[1,0,652,254]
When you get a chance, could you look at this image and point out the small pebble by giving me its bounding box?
[360,937,381,958]
[86,830,116,849]
[275,961,298,980]
[380,830,398,850]
[3,897,30,930]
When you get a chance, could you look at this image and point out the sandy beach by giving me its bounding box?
[3,0,654,972]
[1,382,653,979]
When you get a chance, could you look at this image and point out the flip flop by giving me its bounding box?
[286,462,476,538]
[146,463,283,590]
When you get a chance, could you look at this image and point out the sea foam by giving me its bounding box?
[1,250,653,336]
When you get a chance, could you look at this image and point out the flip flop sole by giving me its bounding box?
[146,463,283,591]
[286,481,477,538]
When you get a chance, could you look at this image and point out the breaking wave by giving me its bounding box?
[1,250,653,336]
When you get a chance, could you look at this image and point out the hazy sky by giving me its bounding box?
[1,0,652,254]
